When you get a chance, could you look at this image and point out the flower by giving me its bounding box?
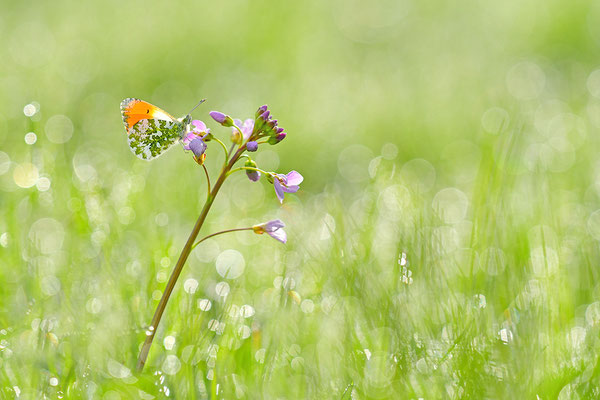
[232,118,255,144]
[246,141,258,152]
[209,111,234,127]
[245,159,260,182]
[189,138,207,158]
[253,219,286,243]
[272,170,303,203]
[181,120,210,163]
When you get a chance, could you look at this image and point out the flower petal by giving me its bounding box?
[267,228,287,244]
[286,171,303,186]
[282,185,299,193]
[264,219,285,231]
[274,179,285,203]
[242,119,255,139]
[276,173,288,185]
[209,111,226,124]
[192,120,208,132]
[182,132,197,149]
[189,138,207,157]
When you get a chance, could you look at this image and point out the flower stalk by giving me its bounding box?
[136,145,246,372]
[135,104,301,372]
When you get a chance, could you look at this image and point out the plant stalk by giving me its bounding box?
[136,146,246,372]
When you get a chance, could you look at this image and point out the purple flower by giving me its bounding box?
[233,118,255,141]
[189,138,206,158]
[246,141,258,152]
[253,219,286,243]
[273,170,303,203]
[182,120,210,150]
[209,111,234,127]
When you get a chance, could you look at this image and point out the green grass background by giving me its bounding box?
[2,0,600,398]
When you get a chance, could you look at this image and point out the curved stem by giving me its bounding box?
[212,137,229,162]
[202,164,211,200]
[136,145,248,372]
[192,227,253,249]
[232,124,245,138]
[227,166,269,177]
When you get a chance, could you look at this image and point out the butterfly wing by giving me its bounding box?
[120,98,185,160]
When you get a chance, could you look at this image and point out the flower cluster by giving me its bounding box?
[203,105,302,203]
[182,104,302,240]
[208,105,286,149]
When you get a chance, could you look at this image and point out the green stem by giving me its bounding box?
[212,137,229,162]
[232,124,245,138]
[136,145,247,372]
[227,166,269,177]
[191,227,253,249]
[202,164,211,201]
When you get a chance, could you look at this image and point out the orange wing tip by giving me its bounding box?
[120,98,177,130]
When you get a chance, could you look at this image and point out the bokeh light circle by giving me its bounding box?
[216,249,245,279]
[45,115,73,144]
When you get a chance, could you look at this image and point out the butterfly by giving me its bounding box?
[120,98,205,160]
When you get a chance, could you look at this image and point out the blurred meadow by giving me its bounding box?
[3,0,600,398]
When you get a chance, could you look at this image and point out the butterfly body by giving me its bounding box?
[120,98,191,160]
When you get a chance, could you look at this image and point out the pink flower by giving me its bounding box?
[253,219,286,243]
[182,120,210,150]
[233,119,255,141]
[273,171,303,203]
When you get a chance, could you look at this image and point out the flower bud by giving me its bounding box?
[246,141,258,152]
[267,132,286,145]
[254,110,270,131]
[209,111,234,127]
[231,130,242,145]
[255,105,268,118]
[245,159,260,182]
[264,119,277,134]
[189,138,207,158]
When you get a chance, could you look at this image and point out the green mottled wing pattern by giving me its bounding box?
[127,118,184,160]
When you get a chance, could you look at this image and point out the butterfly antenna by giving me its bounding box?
[187,98,206,116]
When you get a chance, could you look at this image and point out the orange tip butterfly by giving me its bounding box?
[120,98,205,160]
